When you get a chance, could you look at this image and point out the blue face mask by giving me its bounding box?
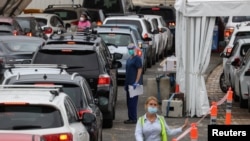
[147,106,158,114]
[128,49,135,56]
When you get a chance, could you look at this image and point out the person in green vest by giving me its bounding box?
[135,96,189,141]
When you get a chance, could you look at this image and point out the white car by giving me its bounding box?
[224,16,250,42]
[233,49,250,109]
[0,85,91,141]
[18,13,66,38]
[103,15,158,64]
[220,38,250,91]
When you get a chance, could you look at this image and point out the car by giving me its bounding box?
[223,16,250,42]
[136,5,176,49]
[233,49,250,109]
[95,25,147,79]
[31,32,122,128]
[220,22,250,68]
[83,8,106,27]
[15,16,48,40]
[143,14,174,56]
[0,36,46,80]
[18,13,66,38]
[43,4,90,32]
[82,0,135,16]
[0,16,24,36]
[220,38,250,93]
[0,85,91,141]
[0,133,45,141]
[103,15,157,64]
[2,64,103,141]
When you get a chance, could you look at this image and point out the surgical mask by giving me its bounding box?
[147,106,158,114]
[128,49,134,56]
[80,17,85,21]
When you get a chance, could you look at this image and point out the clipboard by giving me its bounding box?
[128,85,143,98]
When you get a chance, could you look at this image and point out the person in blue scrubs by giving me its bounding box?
[124,43,143,124]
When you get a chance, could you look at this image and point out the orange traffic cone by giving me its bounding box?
[175,84,180,93]
[190,123,198,141]
[225,87,233,125]
[172,138,177,141]
[210,102,217,125]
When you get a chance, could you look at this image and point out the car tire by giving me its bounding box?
[219,72,228,93]
[147,56,152,68]
[103,119,113,128]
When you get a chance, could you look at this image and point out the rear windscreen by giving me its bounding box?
[138,8,175,22]
[105,20,143,34]
[44,10,78,20]
[233,32,250,44]
[35,18,47,27]
[83,0,123,13]
[0,105,63,130]
[33,50,99,70]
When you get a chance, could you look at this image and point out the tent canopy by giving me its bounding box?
[0,0,31,17]
[176,0,250,16]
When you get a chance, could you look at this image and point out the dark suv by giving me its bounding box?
[31,32,122,128]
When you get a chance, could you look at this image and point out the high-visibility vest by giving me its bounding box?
[139,115,167,141]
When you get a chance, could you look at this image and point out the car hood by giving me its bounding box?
[0,0,31,17]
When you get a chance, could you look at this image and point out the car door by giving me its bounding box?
[64,97,88,141]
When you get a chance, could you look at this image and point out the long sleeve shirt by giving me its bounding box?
[135,114,182,141]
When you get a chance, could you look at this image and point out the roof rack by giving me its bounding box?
[5,64,68,69]
[0,85,63,102]
[49,31,97,42]
[47,4,82,9]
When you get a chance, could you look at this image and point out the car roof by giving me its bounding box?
[0,16,14,23]
[96,26,134,34]
[0,85,66,106]
[0,35,46,42]
[18,13,58,19]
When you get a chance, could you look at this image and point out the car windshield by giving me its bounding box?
[83,0,123,13]
[3,40,43,52]
[44,10,78,20]
[0,105,63,130]
[33,50,99,70]
[99,33,132,46]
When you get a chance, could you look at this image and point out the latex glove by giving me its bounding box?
[133,83,139,89]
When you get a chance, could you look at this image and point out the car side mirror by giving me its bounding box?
[113,52,123,60]
[82,113,96,125]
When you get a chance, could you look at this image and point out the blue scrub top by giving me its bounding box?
[125,55,143,86]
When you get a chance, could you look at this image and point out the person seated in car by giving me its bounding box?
[77,13,91,31]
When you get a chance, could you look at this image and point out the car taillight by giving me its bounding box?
[44,27,53,34]
[234,57,240,66]
[78,109,91,119]
[98,74,110,86]
[224,27,234,38]
[167,21,175,29]
[136,49,142,57]
[43,133,73,141]
[26,32,32,37]
[96,21,102,26]
[143,33,149,39]
[13,30,18,36]
[71,21,79,25]
[225,47,232,56]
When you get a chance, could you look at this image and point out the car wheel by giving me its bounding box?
[219,72,228,93]
[103,119,113,128]
[239,84,248,108]
[147,56,152,68]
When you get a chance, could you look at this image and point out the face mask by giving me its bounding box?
[147,106,158,114]
[80,17,85,21]
[128,49,134,56]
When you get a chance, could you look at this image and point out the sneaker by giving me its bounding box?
[124,119,137,124]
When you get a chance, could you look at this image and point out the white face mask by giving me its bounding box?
[80,17,85,21]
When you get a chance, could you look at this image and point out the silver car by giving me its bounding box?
[95,26,146,80]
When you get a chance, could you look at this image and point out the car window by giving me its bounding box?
[50,16,64,27]
[105,20,143,34]
[81,80,95,105]
[15,19,30,29]
[233,32,250,44]
[0,105,63,129]
[33,49,99,70]
[44,10,78,21]
[138,8,175,22]
[232,16,250,23]
[64,98,78,123]
[240,44,250,56]
[35,18,47,26]
[99,33,132,46]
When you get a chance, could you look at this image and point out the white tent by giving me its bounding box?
[174,0,250,117]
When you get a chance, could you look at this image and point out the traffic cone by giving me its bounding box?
[225,87,233,125]
[175,84,180,93]
[190,123,198,141]
[210,102,217,125]
[172,138,177,141]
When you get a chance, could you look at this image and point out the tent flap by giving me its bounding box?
[0,0,32,17]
